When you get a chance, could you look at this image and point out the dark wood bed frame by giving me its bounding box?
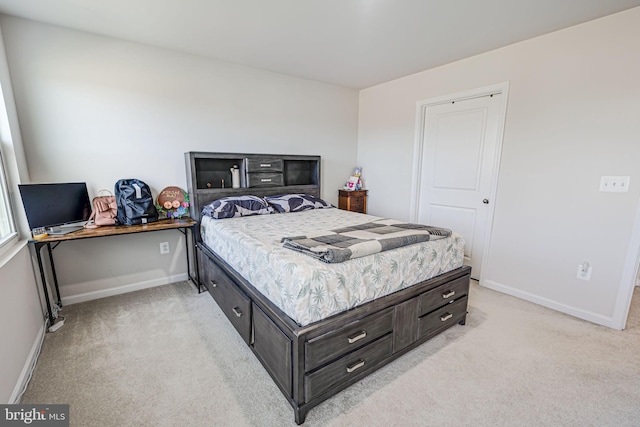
[186,152,471,424]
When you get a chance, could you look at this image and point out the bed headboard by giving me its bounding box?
[185,152,321,222]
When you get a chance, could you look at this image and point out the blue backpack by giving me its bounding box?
[115,179,159,225]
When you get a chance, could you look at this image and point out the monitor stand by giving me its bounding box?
[47,223,85,235]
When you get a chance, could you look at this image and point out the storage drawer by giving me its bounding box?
[245,172,284,188]
[253,304,292,397]
[198,248,217,291]
[418,276,470,317]
[202,253,252,344]
[417,296,468,340]
[349,200,365,213]
[305,308,393,371]
[197,248,209,290]
[245,158,284,173]
[304,334,393,401]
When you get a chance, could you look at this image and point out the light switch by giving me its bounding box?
[599,176,630,192]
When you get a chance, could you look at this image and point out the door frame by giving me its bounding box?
[612,196,640,330]
[409,82,510,285]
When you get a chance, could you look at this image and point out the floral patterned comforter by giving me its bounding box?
[201,208,464,326]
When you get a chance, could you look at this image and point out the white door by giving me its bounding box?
[416,93,503,280]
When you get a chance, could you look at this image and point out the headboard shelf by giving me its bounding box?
[185,152,321,222]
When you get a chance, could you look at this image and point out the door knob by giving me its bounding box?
[482,199,489,204]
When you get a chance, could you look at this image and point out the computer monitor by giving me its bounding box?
[19,182,92,235]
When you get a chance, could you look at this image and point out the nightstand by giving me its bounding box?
[338,190,367,214]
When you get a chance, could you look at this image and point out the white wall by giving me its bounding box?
[0,16,359,302]
[358,8,640,328]
[0,245,44,403]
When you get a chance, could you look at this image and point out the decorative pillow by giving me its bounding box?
[202,195,273,219]
[265,194,333,213]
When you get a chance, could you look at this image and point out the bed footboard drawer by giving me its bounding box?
[418,276,470,317]
[305,308,393,371]
[417,296,468,340]
[304,334,393,401]
[203,254,252,344]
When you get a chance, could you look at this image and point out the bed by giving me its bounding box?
[186,152,471,424]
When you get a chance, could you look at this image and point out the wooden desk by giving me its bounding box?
[30,218,199,328]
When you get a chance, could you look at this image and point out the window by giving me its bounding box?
[0,83,17,249]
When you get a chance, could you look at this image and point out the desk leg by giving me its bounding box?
[35,243,55,327]
[46,242,63,307]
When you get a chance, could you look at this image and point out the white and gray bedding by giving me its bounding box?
[201,208,465,326]
[281,219,452,263]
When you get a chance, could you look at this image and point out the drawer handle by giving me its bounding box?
[347,331,367,344]
[346,359,365,373]
[210,281,217,288]
[232,307,242,318]
[260,178,272,182]
[440,313,453,322]
[442,291,455,299]
[260,163,271,167]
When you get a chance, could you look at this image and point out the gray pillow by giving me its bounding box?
[265,194,332,213]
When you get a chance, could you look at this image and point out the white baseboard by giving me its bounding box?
[9,320,46,404]
[482,279,617,329]
[61,273,189,305]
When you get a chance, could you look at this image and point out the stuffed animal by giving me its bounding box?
[344,167,364,191]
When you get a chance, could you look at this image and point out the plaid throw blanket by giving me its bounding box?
[281,219,452,263]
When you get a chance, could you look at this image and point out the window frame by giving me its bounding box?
[0,147,17,249]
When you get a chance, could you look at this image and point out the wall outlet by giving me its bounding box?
[599,176,630,192]
[576,262,592,281]
[159,242,170,255]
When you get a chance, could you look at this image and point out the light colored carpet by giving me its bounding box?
[21,281,640,427]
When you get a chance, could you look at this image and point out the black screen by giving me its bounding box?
[19,182,92,230]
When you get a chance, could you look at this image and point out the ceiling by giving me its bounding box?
[0,0,638,89]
